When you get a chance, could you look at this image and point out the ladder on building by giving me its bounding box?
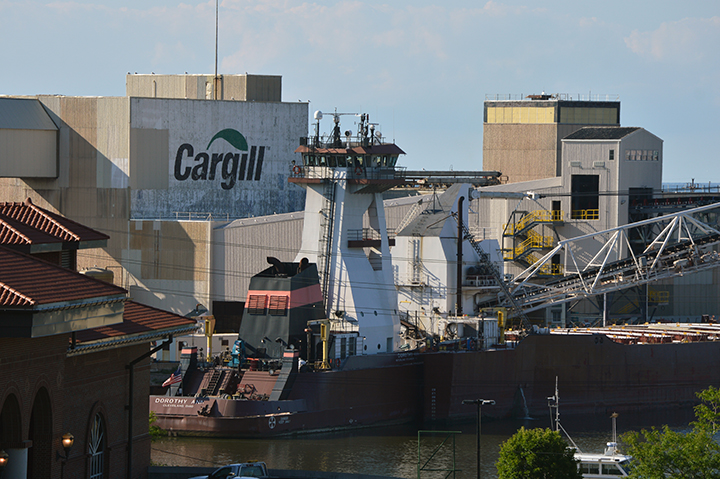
[318,180,337,313]
[395,197,426,234]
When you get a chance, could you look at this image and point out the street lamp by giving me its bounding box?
[58,433,74,479]
[462,399,495,479]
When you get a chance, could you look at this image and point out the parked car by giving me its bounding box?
[189,461,269,479]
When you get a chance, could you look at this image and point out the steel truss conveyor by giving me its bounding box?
[506,202,720,314]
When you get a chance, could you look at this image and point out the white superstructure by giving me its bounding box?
[290,112,405,353]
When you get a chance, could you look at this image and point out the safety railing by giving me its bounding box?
[504,210,563,236]
[504,231,555,260]
[571,209,599,220]
[291,165,406,181]
[485,93,619,102]
[526,253,564,276]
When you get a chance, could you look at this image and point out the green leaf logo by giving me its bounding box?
[207,129,249,151]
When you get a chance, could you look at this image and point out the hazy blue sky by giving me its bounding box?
[1,1,718,182]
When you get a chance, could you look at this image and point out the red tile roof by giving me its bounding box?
[0,246,126,308]
[74,300,198,343]
[0,197,109,246]
[0,215,62,247]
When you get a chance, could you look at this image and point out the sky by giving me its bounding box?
[1,1,718,183]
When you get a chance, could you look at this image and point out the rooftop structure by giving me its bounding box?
[483,93,621,184]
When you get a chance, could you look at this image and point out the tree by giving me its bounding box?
[621,386,720,478]
[496,427,582,479]
[149,412,165,440]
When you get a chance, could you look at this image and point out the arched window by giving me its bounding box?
[0,393,22,445]
[89,414,106,479]
[29,388,53,479]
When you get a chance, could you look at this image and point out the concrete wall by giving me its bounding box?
[0,96,133,276]
[212,212,304,304]
[0,128,57,177]
[483,123,559,183]
[126,74,282,102]
[0,90,307,317]
[124,219,215,315]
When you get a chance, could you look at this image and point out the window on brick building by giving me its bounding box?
[89,413,106,479]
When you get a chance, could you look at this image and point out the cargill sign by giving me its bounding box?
[173,128,267,190]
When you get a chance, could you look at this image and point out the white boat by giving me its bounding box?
[548,380,632,477]
[575,441,631,477]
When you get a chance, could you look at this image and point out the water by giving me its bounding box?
[151,409,694,479]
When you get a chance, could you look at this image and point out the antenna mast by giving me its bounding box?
[214,0,219,99]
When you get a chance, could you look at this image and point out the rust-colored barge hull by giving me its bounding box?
[424,332,720,421]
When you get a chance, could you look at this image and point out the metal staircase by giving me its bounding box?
[206,369,222,396]
[504,209,562,236]
[503,210,561,273]
[395,197,426,234]
[452,212,532,331]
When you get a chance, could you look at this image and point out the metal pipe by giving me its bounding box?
[457,196,464,317]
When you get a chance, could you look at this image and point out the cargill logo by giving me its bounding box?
[174,129,266,190]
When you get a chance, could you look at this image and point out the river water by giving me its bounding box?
[151,409,694,479]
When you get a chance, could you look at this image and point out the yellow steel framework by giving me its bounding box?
[504,209,563,236]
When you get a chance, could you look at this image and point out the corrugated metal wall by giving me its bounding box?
[212,213,305,303]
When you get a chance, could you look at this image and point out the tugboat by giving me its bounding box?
[150,112,424,437]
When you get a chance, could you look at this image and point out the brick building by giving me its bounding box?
[0,199,197,478]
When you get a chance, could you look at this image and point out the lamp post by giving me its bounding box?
[58,432,74,479]
[0,449,8,479]
[462,399,495,479]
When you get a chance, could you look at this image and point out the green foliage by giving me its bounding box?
[496,427,582,479]
[149,411,166,440]
[621,385,720,478]
[693,385,720,434]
